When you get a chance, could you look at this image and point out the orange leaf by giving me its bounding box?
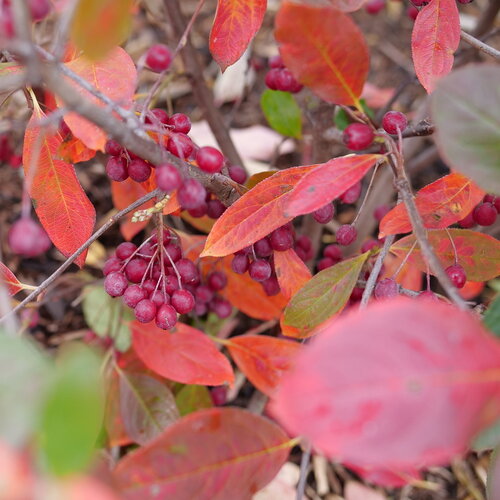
[0,262,23,296]
[390,229,500,282]
[285,155,382,217]
[180,212,215,234]
[274,249,312,300]
[411,0,460,93]
[459,281,485,300]
[59,47,137,151]
[379,253,423,292]
[201,166,315,258]
[226,335,302,396]
[58,135,96,164]
[114,408,292,499]
[380,173,484,237]
[275,2,369,108]
[23,108,95,268]
[210,0,267,71]
[132,321,234,386]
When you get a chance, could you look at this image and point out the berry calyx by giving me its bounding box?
[445,264,467,289]
[196,146,224,174]
[343,123,374,151]
[382,111,408,135]
[145,44,172,73]
[336,224,357,246]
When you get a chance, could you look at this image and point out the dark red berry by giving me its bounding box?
[164,242,182,263]
[336,224,357,246]
[458,211,475,228]
[105,156,128,182]
[150,290,169,307]
[374,278,399,299]
[195,285,214,304]
[141,279,156,295]
[228,165,247,184]
[323,244,342,261]
[156,163,182,192]
[123,285,147,308]
[188,203,208,218]
[178,179,207,210]
[145,44,172,72]
[312,203,335,224]
[28,0,51,21]
[382,111,408,135]
[350,287,364,302]
[128,159,152,183]
[270,226,294,251]
[365,0,385,14]
[411,0,428,5]
[207,271,227,291]
[483,194,496,204]
[249,259,272,282]
[155,304,177,329]
[196,146,224,174]
[254,237,273,258]
[374,204,391,221]
[457,0,473,4]
[207,199,226,219]
[361,239,381,253]
[104,272,128,297]
[135,299,157,323]
[406,5,419,20]
[149,108,169,124]
[164,275,180,295]
[8,218,51,257]
[105,140,123,156]
[275,68,303,93]
[340,182,362,204]
[317,257,334,271]
[116,242,137,260]
[262,276,280,296]
[167,133,193,159]
[296,235,312,252]
[176,258,199,285]
[269,55,284,69]
[211,297,232,318]
[265,68,281,90]
[343,123,374,151]
[446,264,466,289]
[125,258,148,283]
[168,113,191,134]
[171,289,195,314]
[231,253,249,274]
[495,198,500,214]
[473,202,497,226]
[103,257,122,276]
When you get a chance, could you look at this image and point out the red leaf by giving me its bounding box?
[59,47,137,150]
[210,0,267,72]
[58,135,97,164]
[272,298,500,478]
[0,262,23,296]
[411,0,460,93]
[390,229,500,281]
[273,249,312,301]
[380,173,484,237]
[114,408,292,499]
[23,107,95,268]
[201,165,315,258]
[226,335,302,396]
[132,321,234,386]
[285,155,382,217]
[275,2,369,107]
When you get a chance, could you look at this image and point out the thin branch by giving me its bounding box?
[401,119,435,138]
[460,30,500,60]
[297,441,311,500]
[0,189,161,324]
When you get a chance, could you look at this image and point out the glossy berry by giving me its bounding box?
[317,257,334,271]
[343,123,374,151]
[446,264,467,289]
[211,297,232,318]
[105,157,128,182]
[207,271,227,291]
[231,253,249,274]
[406,5,419,20]
[275,69,303,93]
[168,113,191,134]
[211,386,227,406]
[164,275,180,295]
[473,202,497,226]
[29,0,51,21]
[262,275,280,296]
[176,258,199,284]
[228,165,247,184]
[196,146,224,174]
[105,139,123,156]
[269,55,284,69]
[156,304,177,330]
[145,44,172,72]
[8,218,51,257]
[128,159,151,182]
[249,259,272,282]
[323,244,342,261]
[125,258,148,283]
[270,226,294,251]
[458,211,475,228]
[178,179,207,210]
[340,182,362,204]
[254,237,273,258]
[382,111,408,135]
[149,108,169,124]
[156,163,182,192]
[123,285,147,308]
[312,203,335,224]
[104,272,128,297]
[167,133,193,159]
[374,278,399,299]
[336,224,357,246]
[265,68,281,90]
[171,289,195,314]
[365,0,385,14]
[135,299,157,323]
[207,199,226,219]
[164,242,182,263]
[116,242,137,260]
[103,257,122,276]
[150,290,169,307]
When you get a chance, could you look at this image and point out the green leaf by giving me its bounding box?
[431,64,500,195]
[83,285,132,352]
[38,343,104,476]
[473,417,500,451]
[261,89,302,139]
[0,333,50,447]
[283,252,370,337]
[175,385,213,417]
[334,107,349,131]
[484,294,500,338]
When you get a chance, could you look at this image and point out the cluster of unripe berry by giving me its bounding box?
[264,56,303,93]
[458,194,500,228]
[103,230,232,330]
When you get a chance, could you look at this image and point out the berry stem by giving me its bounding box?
[444,228,460,265]
[351,164,380,225]
[392,240,417,279]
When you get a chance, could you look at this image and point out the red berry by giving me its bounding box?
[265,68,281,90]
[228,165,247,184]
[128,158,152,182]
[164,275,180,295]
[419,290,439,301]
[374,204,391,221]
[207,271,227,291]
[296,235,312,252]
[317,257,334,271]
[323,244,342,261]
[483,194,496,204]
[473,202,497,226]
[406,5,419,20]
[105,157,128,182]
[156,163,182,192]
[164,243,182,264]
[150,290,169,307]
[231,253,249,274]
[382,111,408,135]
[105,140,123,156]
[178,179,207,210]
[155,304,177,329]
[340,182,362,204]
[269,55,284,69]
[249,259,272,282]
[262,275,280,296]
[374,278,399,299]
[495,198,500,214]
[211,297,232,318]
[104,272,128,297]
[8,218,51,257]
[207,199,226,219]
[350,287,364,302]
[135,299,157,323]
[168,113,191,134]
[361,239,380,253]
[103,257,122,276]
[458,211,475,228]
[194,301,208,316]
[148,108,169,124]
[411,0,428,5]
[336,224,357,246]
[141,279,156,295]
[270,226,294,251]
[123,285,147,308]
[167,133,194,159]
[275,68,303,93]
[211,386,227,405]
[313,203,335,224]
[343,123,374,151]
[176,258,199,285]
[196,146,224,174]
[446,264,466,289]
[254,237,273,258]
[365,0,385,13]
[28,0,51,21]
[116,242,137,261]
[125,258,148,283]
[195,285,214,304]
[145,44,172,72]
[171,289,195,314]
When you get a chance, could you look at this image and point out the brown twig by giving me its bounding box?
[163,0,245,168]
[401,120,435,138]
[460,30,500,60]
[473,0,500,37]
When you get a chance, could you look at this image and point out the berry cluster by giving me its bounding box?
[458,194,500,228]
[264,56,303,93]
[231,225,313,295]
[103,230,233,329]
